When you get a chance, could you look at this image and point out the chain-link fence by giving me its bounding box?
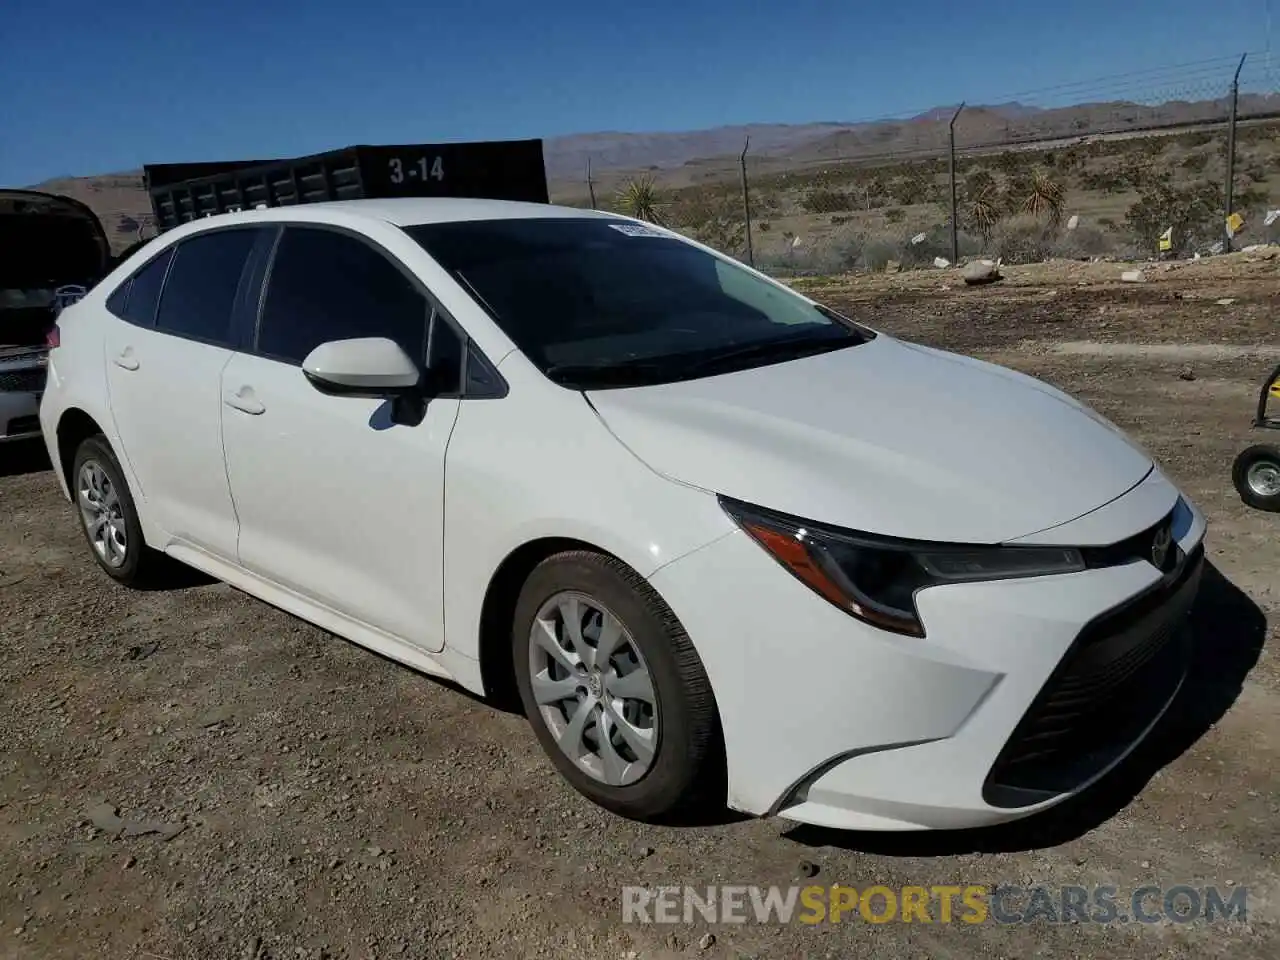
[569,52,1280,276]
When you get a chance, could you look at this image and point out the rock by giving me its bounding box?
[366,846,384,858]
[933,256,951,268]
[636,845,655,860]
[85,802,186,841]
[698,932,716,951]
[961,259,1002,285]
[1120,270,1145,282]
[885,260,901,274]
[1216,298,1237,305]
[1179,367,1197,382]
[798,860,820,878]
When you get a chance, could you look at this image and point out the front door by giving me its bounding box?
[220,225,461,652]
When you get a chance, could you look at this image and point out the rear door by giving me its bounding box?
[220,224,462,652]
[103,227,266,559]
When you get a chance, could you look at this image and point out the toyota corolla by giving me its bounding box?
[39,199,1205,830]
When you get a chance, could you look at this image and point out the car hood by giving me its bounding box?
[586,335,1153,543]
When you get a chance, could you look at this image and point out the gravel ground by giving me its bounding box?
[2,256,1278,959]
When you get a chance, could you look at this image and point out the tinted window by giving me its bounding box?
[406,218,871,389]
[105,278,132,318]
[426,313,464,395]
[155,229,258,345]
[119,248,174,328]
[258,227,428,365]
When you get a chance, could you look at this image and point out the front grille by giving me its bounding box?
[0,368,47,393]
[983,544,1204,809]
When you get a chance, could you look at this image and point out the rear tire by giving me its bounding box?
[71,434,163,586]
[1233,443,1280,512]
[512,550,723,822]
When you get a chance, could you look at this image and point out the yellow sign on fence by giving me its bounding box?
[1226,212,1245,236]
[1158,227,1173,252]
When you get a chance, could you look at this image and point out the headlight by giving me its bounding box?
[719,496,1085,638]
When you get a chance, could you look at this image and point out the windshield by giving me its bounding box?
[404,217,872,388]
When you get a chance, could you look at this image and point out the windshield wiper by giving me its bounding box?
[673,330,859,377]
[543,356,677,387]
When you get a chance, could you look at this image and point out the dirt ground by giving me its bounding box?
[2,254,1278,960]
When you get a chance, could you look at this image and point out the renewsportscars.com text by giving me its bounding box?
[621,883,1249,925]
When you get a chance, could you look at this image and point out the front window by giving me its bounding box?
[404,218,872,389]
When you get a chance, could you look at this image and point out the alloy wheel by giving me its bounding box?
[527,591,659,786]
[77,460,128,568]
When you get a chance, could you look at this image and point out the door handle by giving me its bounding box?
[224,387,265,416]
[113,348,139,371]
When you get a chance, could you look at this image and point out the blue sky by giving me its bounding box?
[1,0,1275,185]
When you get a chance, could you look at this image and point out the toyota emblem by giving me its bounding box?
[1151,524,1173,569]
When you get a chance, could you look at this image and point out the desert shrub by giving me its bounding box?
[1180,131,1214,149]
[884,207,906,224]
[1125,180,1221,255]
[751,191,782,217]
[1180,154,1209,173]
[757,220,771,232]
[990,214,1056,264]
[896,227,981,268]
[963,169,998,203]
[668,194,746,257]
[802,188,855,214]
[993,151,1029,176]
[1057,147,1086,172]
[888,171,944,206]
[1236,186,1269,209]
[1049,225,1114,259]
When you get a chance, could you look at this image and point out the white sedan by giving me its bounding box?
[39,199,1206,831]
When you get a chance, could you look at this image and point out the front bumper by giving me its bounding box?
[649,467,1207,831]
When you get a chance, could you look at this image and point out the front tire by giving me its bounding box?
[1233,443,1280,512]
[71,435,161,585]
[512,550,722,822]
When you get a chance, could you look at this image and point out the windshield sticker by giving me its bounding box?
[608,222,671,239]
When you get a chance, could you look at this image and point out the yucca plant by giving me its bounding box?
[616,176,665,224]
[967,188,1002,241]
[1023,173,1066,227]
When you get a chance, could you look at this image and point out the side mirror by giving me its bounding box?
[302,337,421,399]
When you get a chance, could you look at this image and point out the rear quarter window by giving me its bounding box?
[106,247,174,328]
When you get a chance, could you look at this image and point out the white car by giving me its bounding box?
[39,199,1206,831]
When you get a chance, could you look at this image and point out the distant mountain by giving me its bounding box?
[26,93,1280,250]
[542,123,851,180]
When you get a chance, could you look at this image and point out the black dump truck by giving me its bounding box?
[0,138,548,445]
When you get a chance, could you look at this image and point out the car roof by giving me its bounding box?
[176,198,622,231]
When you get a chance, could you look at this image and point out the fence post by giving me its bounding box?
[586,157,597,210]
[739,137,754,267]
[1224,53,1247,252]
[949,102,965,264]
